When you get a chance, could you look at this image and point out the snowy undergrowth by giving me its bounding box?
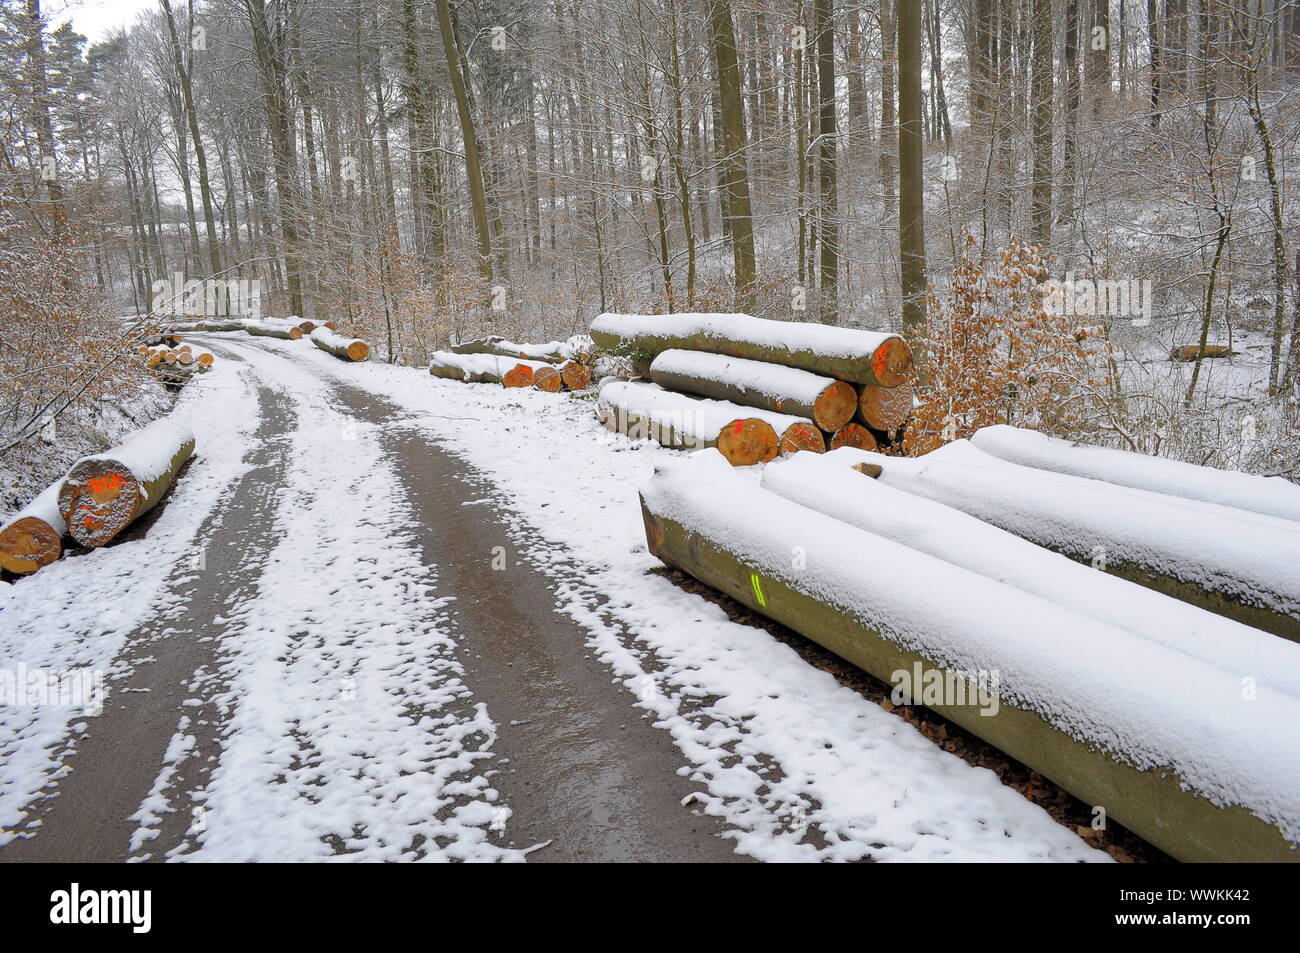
[260,337,1105,862]
[157,344,521,862]
[0,362,260,844]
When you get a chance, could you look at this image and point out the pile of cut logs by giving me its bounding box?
[138,340,216,389]
[589,312,915,466]
[159,316,371,362]
[429,334,595,392]
[0,419,195,575]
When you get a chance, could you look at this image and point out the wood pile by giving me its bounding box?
[1,419,196,574]
[590,312,915,464]
[428,333,597,392]
[137,341,216,389]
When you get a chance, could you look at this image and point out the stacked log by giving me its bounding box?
[428,345,593,393]
[590,314,913,463]
[450,333,594,364]
[597,380,790,466]
[58,419,196,549]
[0,481,67,574]
[647,349,857,431]
[638,448,1300,862]
[970,424,1300,522]
[590,311,912,387]
[138,344,216,387]
[244,319,303,340]
[309,326,370,362]
[859,439,1300,642]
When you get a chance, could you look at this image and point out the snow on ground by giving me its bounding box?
[257,336,1106,862]
[0,360,259,844]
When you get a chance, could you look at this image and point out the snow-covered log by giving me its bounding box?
[428,351,547,386]
[0,480,67,574]
[598,380,782,465]
[450,333,594,363]
[763,448,1300,699]
[244,319,302,340]
[58,419,196,549]
[559,360,593,391]
[294,318,335,333]
[600,380,825,461]
[640,449,1300,862]
[1171,344,1233,361]
[971,425,1300,523]
[590,312,912,387]
[828,423,877,451]
[867,440,1300,642]
[857,382,914,434]
[309,327,370,362]
[648,349,858,431]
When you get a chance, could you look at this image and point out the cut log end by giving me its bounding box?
[560,360,593,390]
[829,423,879,452]
[779,422,827,455]
[0,517,62,574]
[858,382,915,433]
[871,337,913,388]
[501,364,536,388]
[811,380,859,431]
[59,462,143,549]
[346,340,369,361]
[533,365,564,392]
[716,418,779,467]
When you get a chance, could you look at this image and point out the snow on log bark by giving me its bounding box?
[309,326,370,361]
[857,382,914,433]
[971,425,1300,523]
[428,351,548,386]
[0,480,67,574]
[597,380,781,465]
[450,333,594,363]
[828,423,878,451]
[763,448,1300,699]
[599,380,825,461]
[639,449,1300,862]
[244,319,303,340]
[590,312,912,387]
[875,440,1300,642]
[58,419,196,549]
[648,348,857,431]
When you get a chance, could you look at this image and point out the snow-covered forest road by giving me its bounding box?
[0,339,1107,862]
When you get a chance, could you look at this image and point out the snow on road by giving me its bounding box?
[1,335,1107,862]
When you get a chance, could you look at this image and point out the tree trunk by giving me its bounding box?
[897,0,928,356]
[708,0,758,311]
[435,0,493,282]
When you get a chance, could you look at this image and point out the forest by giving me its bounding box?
[1,0,1297,491]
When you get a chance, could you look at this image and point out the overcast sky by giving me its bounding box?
[51,0,157,43]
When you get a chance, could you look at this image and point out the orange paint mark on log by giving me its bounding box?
[88,472,126,495]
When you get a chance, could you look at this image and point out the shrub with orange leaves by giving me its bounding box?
[904,236,1111,456]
